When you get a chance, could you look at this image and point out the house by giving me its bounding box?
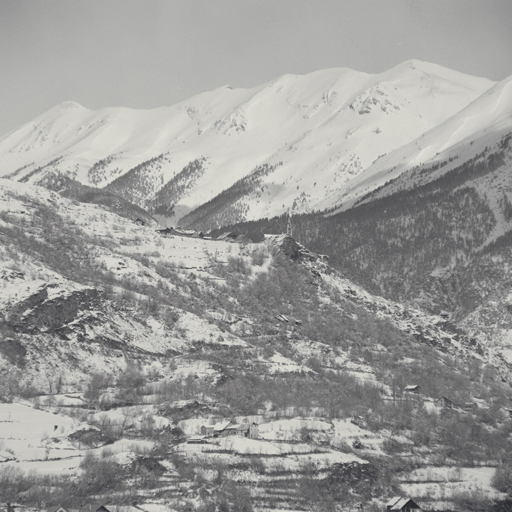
[78,505,141,512]
[216,232,238,242]
[155,227,199,238]
[435,396,454,409]
[200,420,259,439]
[156,227,180,237]
[200,420,231,437]
[404,385,420,394]
[187,435,207,443]
[174,227,196,237]
[50,504,142,512]
[223,423,250,436]
[462,402,478,413]
[133,218,145,226]
[201,424,215,437]
[386,497,422,512]
[97,507,141,512]
[248,422,259,439]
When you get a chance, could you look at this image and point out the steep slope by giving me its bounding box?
[1,179,512,510]
[326,73,512,211]
[0,61,494,227]
[218,102,512,357]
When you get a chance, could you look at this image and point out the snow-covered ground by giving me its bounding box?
[0,401,156,475]
[400,466,506,501]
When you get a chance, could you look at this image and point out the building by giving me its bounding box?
[199,420,258,439]
[404,385,420,394]
[187,435,207,444]
[216,232,238,242]
[50,505,141,512]
[462,402,478,413]
[435,396,454,409]
[386,497,422,512]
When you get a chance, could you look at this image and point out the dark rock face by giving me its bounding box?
[6,284,102,334]
[327,461,379,487]
[325,461,381,498]
[265,234,329,263]
[68,427,110,448]
[131,456,167,476]
[0,338,27,366]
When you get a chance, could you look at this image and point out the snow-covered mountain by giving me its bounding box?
[327,73,512,212]
[0,60,497,227]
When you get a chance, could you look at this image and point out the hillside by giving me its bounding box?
[218,112,512,367]
[1,179,512,511]
[0,61,495,228]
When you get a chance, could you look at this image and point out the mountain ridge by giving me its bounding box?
[0,60,497,228]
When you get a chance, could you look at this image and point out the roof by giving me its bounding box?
[217,232,237,240]
[224,423,249,431]
[386,497,402,508]
[188,435,206,442]
[101,507,142,512]
[213,420,232,431]
[404,385,419,391]
[386,497,421,511]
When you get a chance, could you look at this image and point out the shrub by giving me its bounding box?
[83,372,112,403]
[0,465,29,504]
[452,489,493,512]
[77,451,124,494]
[492,464,512,495]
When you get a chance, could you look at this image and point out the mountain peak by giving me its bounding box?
[383,59,495,91]
[56,100,86,111]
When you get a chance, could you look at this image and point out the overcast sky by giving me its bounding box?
[1,0,511,137]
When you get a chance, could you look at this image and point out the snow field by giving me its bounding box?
[399,466,505,501]
[0,401,156,475]
[0,60,499,226]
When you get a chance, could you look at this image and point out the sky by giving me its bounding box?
[1,0,511,137]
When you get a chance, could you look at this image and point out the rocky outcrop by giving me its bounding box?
[325,461,381,497]
[264,234,328,263]
[6,283,102,334]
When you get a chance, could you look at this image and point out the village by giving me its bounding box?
[187,420,259,444]
[36,497,424,512]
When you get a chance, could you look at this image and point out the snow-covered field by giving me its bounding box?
[400,466,506,501]
[0,401,155,475]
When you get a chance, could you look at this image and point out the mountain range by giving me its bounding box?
[1,59,510,231]
[2,59,512,509]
